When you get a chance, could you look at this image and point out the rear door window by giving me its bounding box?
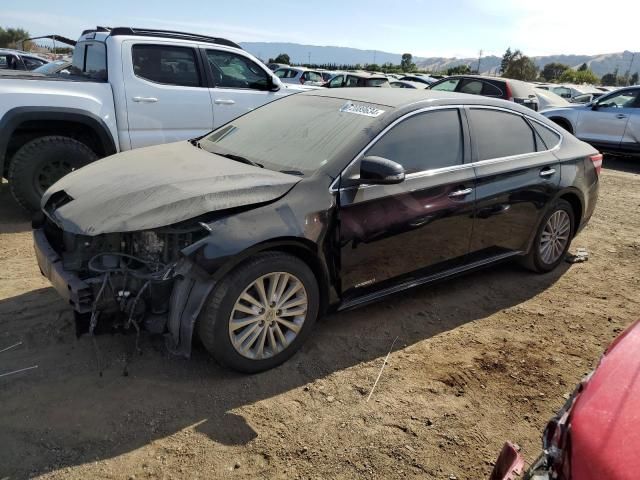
[366,109,464,173]
[132,44,200,87]
[482,82,503,97]
[329,75,344,87]
[430,78,460,92]
[468,109,536,160]
[458,79,484,95]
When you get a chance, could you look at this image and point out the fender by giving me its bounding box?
[0,106,118,176]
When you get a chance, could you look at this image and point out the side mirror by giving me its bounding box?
[358,156,405,185]
[268,76,281,92]
[591,102,600,110]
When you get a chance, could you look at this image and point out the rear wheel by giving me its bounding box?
[197,252,319,373]
[522,199,575,273]
[8,136,97,211]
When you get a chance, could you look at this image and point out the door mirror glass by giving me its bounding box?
[359,156,405,185]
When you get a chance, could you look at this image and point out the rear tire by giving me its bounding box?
[8,136,97,211]
[522,199,575,273]
[197,252,319,373]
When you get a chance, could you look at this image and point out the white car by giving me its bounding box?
[273,67,324,86]
[0,26,304,210]
[535,88,570,110]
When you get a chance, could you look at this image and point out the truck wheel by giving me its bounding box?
[197,252,319,373]
[8,136,97,211]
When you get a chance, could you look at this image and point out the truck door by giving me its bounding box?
[121,41,214,149]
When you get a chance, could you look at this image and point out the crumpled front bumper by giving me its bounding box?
[33,227,93,314]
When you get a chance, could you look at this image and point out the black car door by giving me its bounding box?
[337,108,476,298]
[466,107,561,259]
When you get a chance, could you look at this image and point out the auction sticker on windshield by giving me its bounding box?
[339,102,385,117]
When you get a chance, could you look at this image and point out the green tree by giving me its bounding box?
[401,53,415,72]
[601,71,617,86]
[578,62,588,71]
[500,47,515,74]
[0,27,30,48]
[267,53,290,65]
[446,64,471,76]
[560,69,598,84]
[631,72,639,85]
[541,62,570,82]
[503,51,538,81]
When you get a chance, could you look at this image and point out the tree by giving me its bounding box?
[500,47,514,74]
[267,53,290,65]
[559,68,598,85]
[401,53,415,72]
[446,64,471,76]
[503,51,538,81]
[631,72,639,85]
[541,62,571,82]
[578,62,588,71]
[601,71,618,86]
[0,27,30,48]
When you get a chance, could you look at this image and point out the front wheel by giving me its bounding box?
[197,252,319,373]
[522,199,575,273]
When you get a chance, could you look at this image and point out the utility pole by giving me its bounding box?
[308,52,311,66]
[476,49,483,74]
[373,50,377,65]
[626,52,636,85]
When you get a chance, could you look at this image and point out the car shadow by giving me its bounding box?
[0,183,31,233]
[0,260,570,477]
[603,154,640,174]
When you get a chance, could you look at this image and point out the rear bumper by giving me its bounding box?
[33,228,93,313]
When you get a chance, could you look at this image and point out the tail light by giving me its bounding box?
[505,82,514,101]
[589,153,603,175]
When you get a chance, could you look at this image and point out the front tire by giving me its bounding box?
[523,199,575,273]
[197,252,319,373]
[8,136,97,211]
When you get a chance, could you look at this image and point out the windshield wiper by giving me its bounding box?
[279,169,304,176]
[189,138,203,149]
[218,152,263,168]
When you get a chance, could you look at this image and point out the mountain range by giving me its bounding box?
[240,42,638,78]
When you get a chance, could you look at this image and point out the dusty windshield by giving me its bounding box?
[200,95,385,175]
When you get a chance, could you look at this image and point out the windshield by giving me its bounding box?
[33,60,69,74]
[200,95,385,175]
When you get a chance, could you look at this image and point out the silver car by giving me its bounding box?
[273,67,324,86]
[542,86,640,154]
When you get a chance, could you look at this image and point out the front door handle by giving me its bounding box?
[132,96,158,103]
[539,167,556,177]
[448,187,473,198]
[214,99,236,105]
[616,113,628,119]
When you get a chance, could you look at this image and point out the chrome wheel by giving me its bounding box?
[228,272,308,360]
[539,210,571,264]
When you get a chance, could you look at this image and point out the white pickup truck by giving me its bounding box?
[0,27,304,210]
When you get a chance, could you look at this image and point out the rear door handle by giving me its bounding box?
[539,168,556,177]
[448,187,473,198]
[214,99,236,105]
[616,113,628,119]
[132,96,158,103]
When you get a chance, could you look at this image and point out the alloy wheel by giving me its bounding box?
[228,272,308,360]
[539,210,571,264]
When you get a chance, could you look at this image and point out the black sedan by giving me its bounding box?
[34,89,601,372]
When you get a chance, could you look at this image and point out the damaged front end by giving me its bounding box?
[33,213,215,358]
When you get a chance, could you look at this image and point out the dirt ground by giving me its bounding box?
[1,157,639,480]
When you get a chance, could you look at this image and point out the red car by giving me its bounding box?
[491,319,640,480]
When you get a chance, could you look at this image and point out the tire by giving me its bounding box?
[197,252,320,373]
[522,199,575,273]
[8,136,97,212]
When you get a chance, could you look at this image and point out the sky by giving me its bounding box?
[4,0,639,58]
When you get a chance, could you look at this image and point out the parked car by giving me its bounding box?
[491,318,640,480]
[267,62,289,71]
[536,83,601,100]
[399,74,437,85]
[0,48,49,71]
[273,67,324,85]
[542,86,640,154]
[390,80,428,89]
[325,72,390,88]
[0,26,304,211]
[318,70,338,82]
[429,75,540,110]
[34,88,600,373]
[32,59,72,75]
[569,92,605,104]
[535,88,571,110]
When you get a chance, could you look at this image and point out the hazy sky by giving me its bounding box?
[4,0,638,57]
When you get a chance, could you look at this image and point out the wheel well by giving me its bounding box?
[4,120,106,175]
[560,192,583,235]
[549,117,573,134]
[268,244,331,315]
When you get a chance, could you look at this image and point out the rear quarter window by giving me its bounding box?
[531,121,561,150]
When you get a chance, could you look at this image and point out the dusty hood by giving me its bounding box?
[43,141,301,235]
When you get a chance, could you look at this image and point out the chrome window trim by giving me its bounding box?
[330,104,564,193]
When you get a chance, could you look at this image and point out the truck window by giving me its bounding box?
[70,41,107,80]
[132,44,201,87]
[206,50,270,90]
